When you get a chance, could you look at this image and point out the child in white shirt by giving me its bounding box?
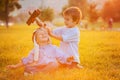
[49,7,83,68]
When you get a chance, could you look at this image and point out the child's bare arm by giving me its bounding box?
[49,31,63,41]
[35,18,44,27]
[46,27,63,41]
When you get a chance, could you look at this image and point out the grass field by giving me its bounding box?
[0,24,120,80]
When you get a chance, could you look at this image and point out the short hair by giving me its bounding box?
[63,7,82,24]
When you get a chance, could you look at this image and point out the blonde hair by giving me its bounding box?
[63,7,82,24]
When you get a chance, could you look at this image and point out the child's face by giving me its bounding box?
[63,15,77,28]
[35,29,49,43]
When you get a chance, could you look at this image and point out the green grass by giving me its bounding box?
[0,24,120,80]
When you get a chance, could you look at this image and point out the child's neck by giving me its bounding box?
[66,24,77,28]
[38,42,50,46]
[66,26,76,28]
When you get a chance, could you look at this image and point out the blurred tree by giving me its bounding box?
[88,3,99,23]
[39,7,54,22]
[101,0,120,22]
[0,0,21,28]
[68,0,89,19]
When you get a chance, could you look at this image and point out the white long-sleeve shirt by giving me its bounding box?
[53,26,80,63]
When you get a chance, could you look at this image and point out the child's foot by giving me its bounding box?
[6,65,17,69]
[76,64,83,69]
[70,62,83,69]
[24,72,33,76]
[67,56,74,62]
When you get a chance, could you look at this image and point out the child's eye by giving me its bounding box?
[66,18,70,21]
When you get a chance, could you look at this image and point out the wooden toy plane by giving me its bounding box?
[26,9,41,25]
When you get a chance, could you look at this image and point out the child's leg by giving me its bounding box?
[7,49,35,69]
[6,61,24,69]
[76,63,83,69]
[38,62,59,73]
[71,62,83,69]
